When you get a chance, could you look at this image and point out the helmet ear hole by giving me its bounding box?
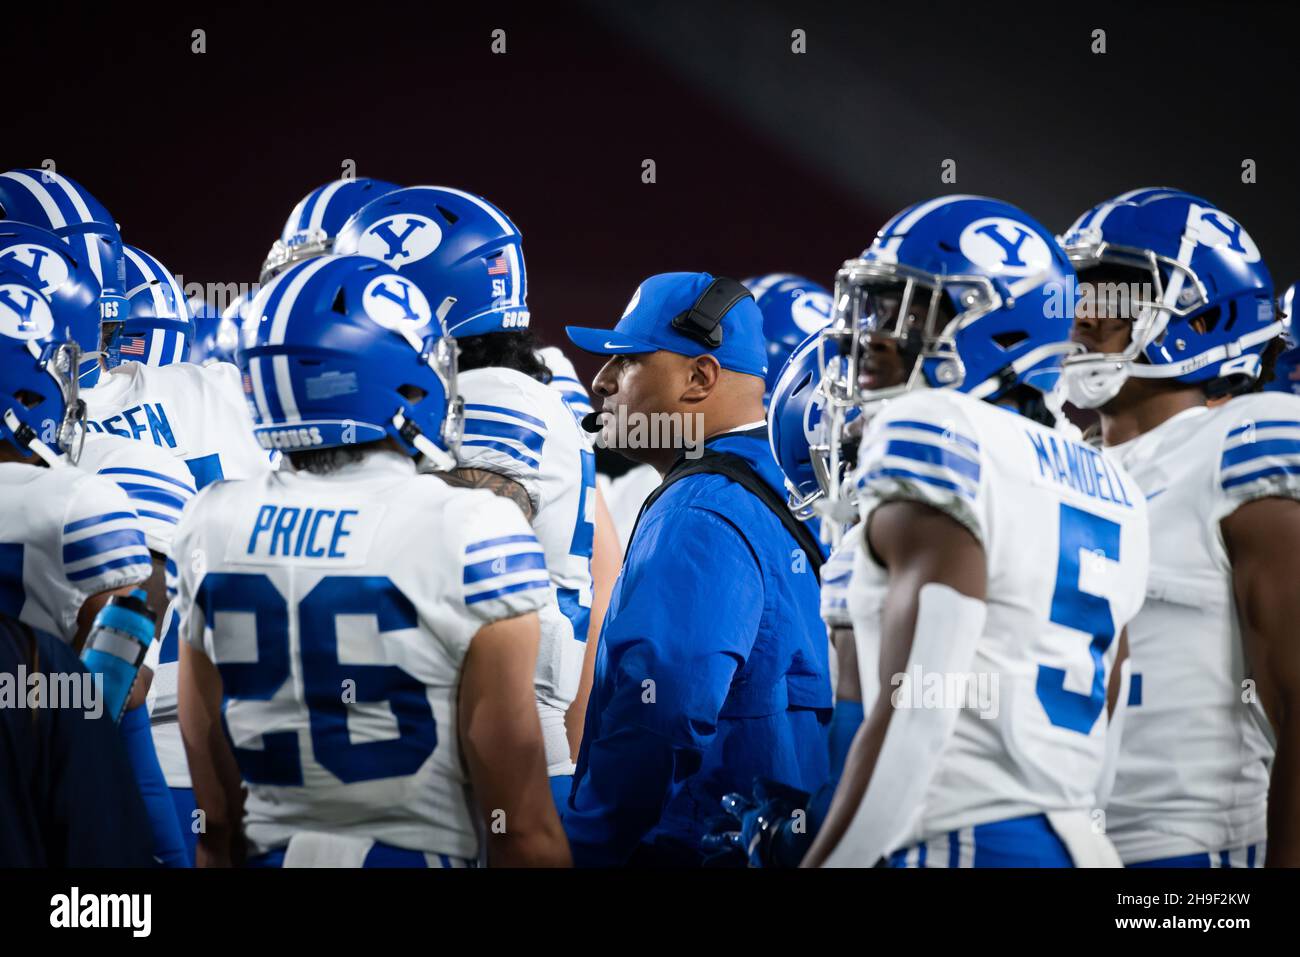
[398,384,427,402]
[992,331,1029,350]
[13,388,43,409]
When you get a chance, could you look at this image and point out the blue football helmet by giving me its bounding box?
[822,195,1077,415]
[0,269,86,465]
[240,254,462,467]
[1058,188,1278,407]
[334,186,529,338]
[189,295,239,366]
[0,221,103,385]
[0,168,126,312]
[107,245,194,368]
[261,177,401,284]
[1265,281,1300,395]
[743,273,834,403]
[768,330,857,518]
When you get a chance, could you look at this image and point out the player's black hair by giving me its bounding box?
[456,329,552,383]
[1258,335,1286,390]
[287,441,387,475]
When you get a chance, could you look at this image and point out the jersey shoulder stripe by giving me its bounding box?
[852,390,988,541]
[460,531,549,606]
[1213,394,1300,503]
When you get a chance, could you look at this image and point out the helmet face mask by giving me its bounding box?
[261,230,332,286]
[1,337,87,467]
[46,339,87,464]
[1058,189,1281,408]
[822,259,1009,415]
[262,178,403,286]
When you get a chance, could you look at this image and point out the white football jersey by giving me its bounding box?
[456,366,595,775]
[821,523,860,631]
[847,389,1150,844]
[537,345,596,423]
[1102,392,1299,863]
[77,433,198,786]
[822,523,864,707]
[0,462,151,641]
[83,360,274,490]
[174,451,551,858]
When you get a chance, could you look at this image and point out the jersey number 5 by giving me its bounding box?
[197,572,438,786]
[1037,502,1120,735]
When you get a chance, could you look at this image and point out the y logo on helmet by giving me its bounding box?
[791,291,833,334]
[1195,210,1261,263]
[0,243,70,293]
[0,283,55,339]
[802,389,827,443]
[959,218,1053,277]
[362,275,433,333]
[358,215,443,266]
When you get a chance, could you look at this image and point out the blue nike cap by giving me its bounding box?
[566,272,768,379]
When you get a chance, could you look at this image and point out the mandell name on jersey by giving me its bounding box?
[258,426,325,450]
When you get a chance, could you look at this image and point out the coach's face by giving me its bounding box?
[590,350,699,466]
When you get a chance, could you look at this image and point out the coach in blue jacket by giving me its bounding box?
[563,272,830,866]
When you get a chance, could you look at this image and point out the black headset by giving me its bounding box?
[670,276,752,349]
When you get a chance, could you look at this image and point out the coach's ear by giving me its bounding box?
[680,353,722,402]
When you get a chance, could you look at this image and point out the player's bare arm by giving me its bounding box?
[567,486,619,758]
[832,626,861,704]
[435,468,536,522]
[178,640,246,867]
[460,611,572,867]
[1108,629,1129,720]
[1222,496,1300,866]
[803,499,986,867]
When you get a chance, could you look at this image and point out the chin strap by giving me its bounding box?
[392,411,456,472]
[3,408,66,468]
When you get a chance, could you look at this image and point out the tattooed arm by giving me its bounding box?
[435,468,536,522]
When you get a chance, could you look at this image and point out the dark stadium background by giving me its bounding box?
[13,0,1298,393]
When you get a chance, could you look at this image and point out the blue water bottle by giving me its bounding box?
[80,588,156,723]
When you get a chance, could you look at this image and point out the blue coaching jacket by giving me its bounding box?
[563,427,831,866]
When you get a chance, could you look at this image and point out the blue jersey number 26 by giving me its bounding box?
[1037,502,1120,735]
[197,572,437,786]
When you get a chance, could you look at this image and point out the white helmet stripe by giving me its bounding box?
[884,194,980,238]
[268,256,332,345]
[0,170,106,284]
[248,355,273,422]
[433,187,514,234]
[273,354,300,423]
[0,170,67,226]
[504,243,521,306]
[124,247,171,317]
[265,257,333,424]
[306,180,347,235]
[145,329,167,366]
